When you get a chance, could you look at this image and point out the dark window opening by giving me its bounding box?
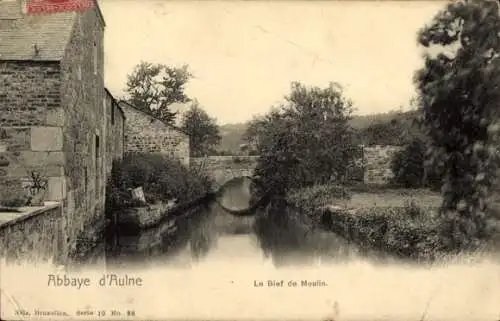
[111,104,115,125]
[95,135,100,159]
[95,134,100,198]
[93,41,98,75]
[84,167,88,194]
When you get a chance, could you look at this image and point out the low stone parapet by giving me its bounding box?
[116,201,176,230]
[0,202,62,265]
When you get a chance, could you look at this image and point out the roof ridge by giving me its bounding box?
[117,100,188,135]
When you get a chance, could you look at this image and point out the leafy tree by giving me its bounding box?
[251,82,357,199]
[125,61,193,124]
[391,138,426,188]
[359,121,405,146]
[181,100,222,157]
[355,109,426,146]
[415,0,500,248]
[242,116,268,153]
[390,137,444,190]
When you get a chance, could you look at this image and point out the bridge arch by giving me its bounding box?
[190,156,259,191]
[190,156,260,216]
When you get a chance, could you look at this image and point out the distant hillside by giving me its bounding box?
[216,110,422,154]
[218,123,248,154]
[349,110,410,129]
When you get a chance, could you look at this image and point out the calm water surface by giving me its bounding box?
[101,200,369,269]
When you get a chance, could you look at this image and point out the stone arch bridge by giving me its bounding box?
[190,156,258,191]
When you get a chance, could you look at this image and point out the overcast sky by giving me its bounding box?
[100,0,446,125]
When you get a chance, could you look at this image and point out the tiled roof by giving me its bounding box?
[0,2,76,61]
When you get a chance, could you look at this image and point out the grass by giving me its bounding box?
[345,189,442,209]
[287,184,500,262]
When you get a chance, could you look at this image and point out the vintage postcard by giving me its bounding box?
[1,0,500,320]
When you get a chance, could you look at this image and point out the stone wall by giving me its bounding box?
[0,6,112,263]
[363,145,402,184]
[59,6,107,260]
[0,61,61,127]
[191,149,401,188]
[191,156,258,189]
[104,89,125,175]
[119,101,190,166]
[0,204,62,264]
[0,61,66,205]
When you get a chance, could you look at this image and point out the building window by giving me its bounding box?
[95,134,100,198]
[77,66,82,81]
[95,134,100,161]
[111,103,115,125]
[103,97,106,118]
[93,41,98,75]
[84,166,88,194]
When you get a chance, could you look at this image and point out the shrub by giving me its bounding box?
[390,138,444,190]
[415,0,500,244]
[321,202,450,261]
[105,152,213,213]
[287,184,351,207]
[286,184,351,226]
[0,179,30,208]
[250,82,358,200]
[390,138,426,188]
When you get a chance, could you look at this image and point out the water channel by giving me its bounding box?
[102,199,366,270]
[3,192,498,321]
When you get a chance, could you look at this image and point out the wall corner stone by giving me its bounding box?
[31,127,63,151]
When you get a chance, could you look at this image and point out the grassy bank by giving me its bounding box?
[285,184,500,262]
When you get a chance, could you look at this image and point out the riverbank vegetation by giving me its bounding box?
[248,0,500,262]
[249,81,359,200]
[105,152,213,214]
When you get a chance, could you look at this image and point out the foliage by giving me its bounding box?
[390,138,444,190]
[357,121,406,146]
[210,149,235,156]
[287,185,351,209]
[242,115,268,151]
[180,100,222,157]
[354,109,427,146]
[415,0,500,248]
[125,61,193,124]
[105,153,213,213]
[0,152,50,207]
[0,187,29,208]
[284,184,351,227]
[219,111,426,155]
[250,82,358,199]
[321,202,450,261]
[25,171,48,196]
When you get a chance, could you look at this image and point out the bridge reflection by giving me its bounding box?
[213,176,256,215]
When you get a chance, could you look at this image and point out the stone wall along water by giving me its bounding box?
[0,204,62,264]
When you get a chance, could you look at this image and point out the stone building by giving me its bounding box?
[104,89,125,175]
[118,101,190,166]
[0,0,125,262]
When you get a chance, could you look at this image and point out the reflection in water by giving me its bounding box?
[103,197,368,269]
[253,198,361,266]
[215,176,253,214]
